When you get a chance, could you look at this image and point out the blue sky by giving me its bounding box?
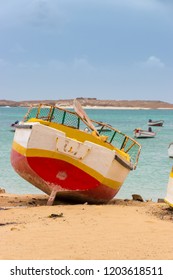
[0,0,173,102]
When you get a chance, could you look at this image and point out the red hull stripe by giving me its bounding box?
[11,149,120,201]
[12,142,123,190]
[27,156,100,191]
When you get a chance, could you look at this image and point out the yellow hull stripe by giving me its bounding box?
[164,199,173,208]
[164,168,173,207]
[12,141,123,190]
[169,170,173,178]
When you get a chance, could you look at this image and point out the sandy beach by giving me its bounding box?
[0,193,173,260]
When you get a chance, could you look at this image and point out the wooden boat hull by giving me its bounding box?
[165,167,173,208]
[11,122,131,203]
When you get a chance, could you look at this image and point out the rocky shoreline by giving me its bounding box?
[1,98,173,109]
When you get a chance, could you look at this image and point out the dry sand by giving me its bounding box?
[0,193,173,260]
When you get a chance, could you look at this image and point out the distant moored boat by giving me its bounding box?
[133,127,156,138]
[148,119,164,127]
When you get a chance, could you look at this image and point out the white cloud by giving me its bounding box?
[48,59,66,70]
[73,57,95,72]
[0,0,67,30]
[117,0,159,9]
[17,62,41,69]
[141,56,165,68]
[107,0,173,11]
[28,0,66,28]
[0,0,172,31]
[47,57,96,73]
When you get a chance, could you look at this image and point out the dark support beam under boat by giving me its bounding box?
[47,189,58,206]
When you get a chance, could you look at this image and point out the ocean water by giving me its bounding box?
[0,106,173,202]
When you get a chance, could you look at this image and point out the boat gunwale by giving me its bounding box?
[21,103,141,169]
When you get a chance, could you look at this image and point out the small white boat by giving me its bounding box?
[148,119,164,127]
[165,167,173,208]
[168,143,173,158]
[133,128,156,138]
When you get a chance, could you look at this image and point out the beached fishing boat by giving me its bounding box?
[165,167,173,208]
[148,119,164,127]
[133,128,156,138]
[168,143,173,158]
[10,100,141,205]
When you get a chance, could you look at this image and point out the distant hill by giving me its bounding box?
[0,98,173,109]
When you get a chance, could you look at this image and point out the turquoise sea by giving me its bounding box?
[0,106,173,202]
